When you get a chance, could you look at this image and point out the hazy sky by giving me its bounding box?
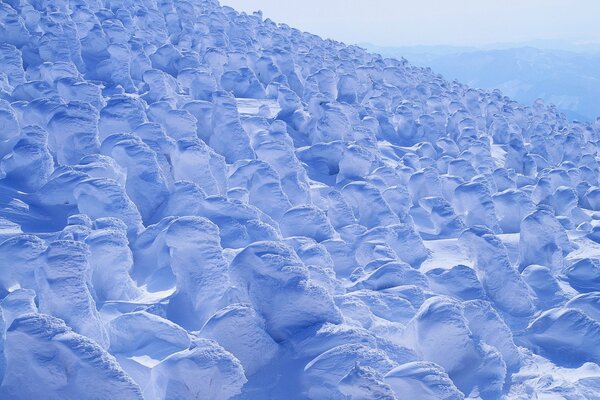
[220,0,600,47]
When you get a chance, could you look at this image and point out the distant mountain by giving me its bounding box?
[365,44,600,122]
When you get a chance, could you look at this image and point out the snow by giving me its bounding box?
[0,0,599,398]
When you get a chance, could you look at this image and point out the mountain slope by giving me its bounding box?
[369,44,600,122]
[0,0,600,399]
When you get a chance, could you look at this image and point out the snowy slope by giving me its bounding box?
[1,0,600,399]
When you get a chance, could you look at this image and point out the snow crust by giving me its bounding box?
[0,0,600,398]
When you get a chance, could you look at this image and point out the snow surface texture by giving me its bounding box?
[1,0,600,399]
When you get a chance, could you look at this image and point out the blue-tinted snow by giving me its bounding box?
[0,0,600,399]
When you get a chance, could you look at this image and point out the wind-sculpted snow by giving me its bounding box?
[1,314,143,399]
[0,0,600,398]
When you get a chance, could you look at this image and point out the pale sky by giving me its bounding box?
[220,0,600,47]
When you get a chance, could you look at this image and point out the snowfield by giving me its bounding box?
[0,0,600,398]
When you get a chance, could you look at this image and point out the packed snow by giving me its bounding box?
[1,0,600,398]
